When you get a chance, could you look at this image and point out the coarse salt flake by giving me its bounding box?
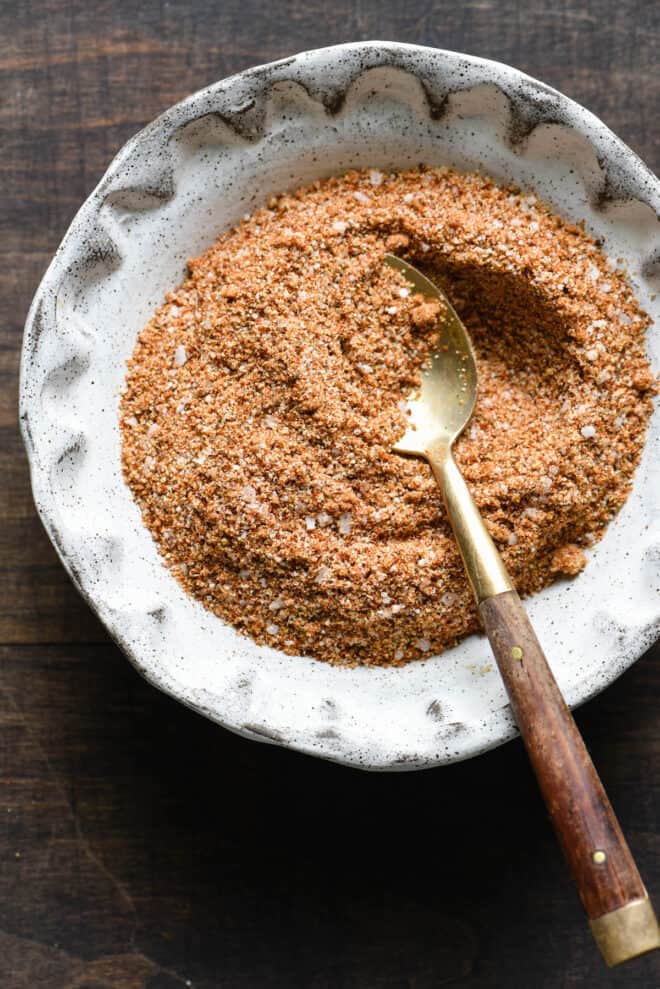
[580,425,597,439]
[369,169,384,186]
[174,345,188,366]
[338,512,353,535]
[416,638,431,652]
[353,190,370,204]
[305,516,316,531]
[332,220,348,235]
[269,599,285,611]
[266,623,279,635]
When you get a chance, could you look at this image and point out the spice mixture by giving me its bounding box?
[120,167,656,666]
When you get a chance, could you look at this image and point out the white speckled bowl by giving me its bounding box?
[20,42,660,770]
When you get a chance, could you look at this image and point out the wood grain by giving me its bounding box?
[1,0,658,986]
[480,591,650,926]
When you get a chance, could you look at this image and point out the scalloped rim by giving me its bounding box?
[19,42,660,770]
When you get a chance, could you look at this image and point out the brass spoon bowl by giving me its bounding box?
[387,254,659,968]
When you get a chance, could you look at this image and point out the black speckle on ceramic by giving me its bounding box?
[19,43,660,772]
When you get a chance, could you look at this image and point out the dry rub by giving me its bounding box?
[121,167,656,665]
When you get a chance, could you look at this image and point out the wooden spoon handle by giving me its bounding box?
[480,589,659,965]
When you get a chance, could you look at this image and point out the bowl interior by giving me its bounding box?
[22,45,660,769]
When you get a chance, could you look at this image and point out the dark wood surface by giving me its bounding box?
[1,1,658,986]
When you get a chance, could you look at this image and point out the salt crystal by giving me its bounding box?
[169,304,180,317]
[600,281,612,293]
[420,243,430,252]
[338,512,353,535]
[317,512,332,527]
[147,422,159,436]
[315,566,330,584]
[403,192,414,204]
[241,484,259,506]
[269,599,285,611]
[394,648,404,661]
[357,363,373,374]
[381,592,391,604]
[587,263,600,282]
[507,533,518,546]
[416,638,431,653]
[266,623,279,635]
[614,414,626,429]
[180,563,188,575]
[580,425,597,439]
[369,169,384,186]
[399,287,410,298]
[618,311,632,325]
[174,345,188,367]
[417,557,427,567]
[305,516,316,531]
[391,604,405,614]
[540,475,553,492]
[529,221,539,233]
[589,319,607,329]
[441,592,457,606]
[586,348,599,361]
[353,190,370,204]
[126,415,139,428]
[386,306,398,315]
[549,465,559,475]
[332,220,348,235]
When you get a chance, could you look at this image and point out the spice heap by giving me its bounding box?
[121,167,656,666]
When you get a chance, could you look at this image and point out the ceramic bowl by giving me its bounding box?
[20,42,660,770]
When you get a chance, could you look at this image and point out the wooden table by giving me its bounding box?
[2,2,658,985]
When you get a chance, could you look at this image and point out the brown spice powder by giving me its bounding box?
[120,167,656,666]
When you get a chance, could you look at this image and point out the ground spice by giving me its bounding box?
[120,167,656,666]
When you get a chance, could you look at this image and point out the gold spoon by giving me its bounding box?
[386,253,659,967]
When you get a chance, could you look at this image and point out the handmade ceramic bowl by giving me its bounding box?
[20,42,660,770]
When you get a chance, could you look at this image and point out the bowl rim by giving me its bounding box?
[20,41,660,770]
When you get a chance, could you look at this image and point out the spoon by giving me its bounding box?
[386,253,659,967]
